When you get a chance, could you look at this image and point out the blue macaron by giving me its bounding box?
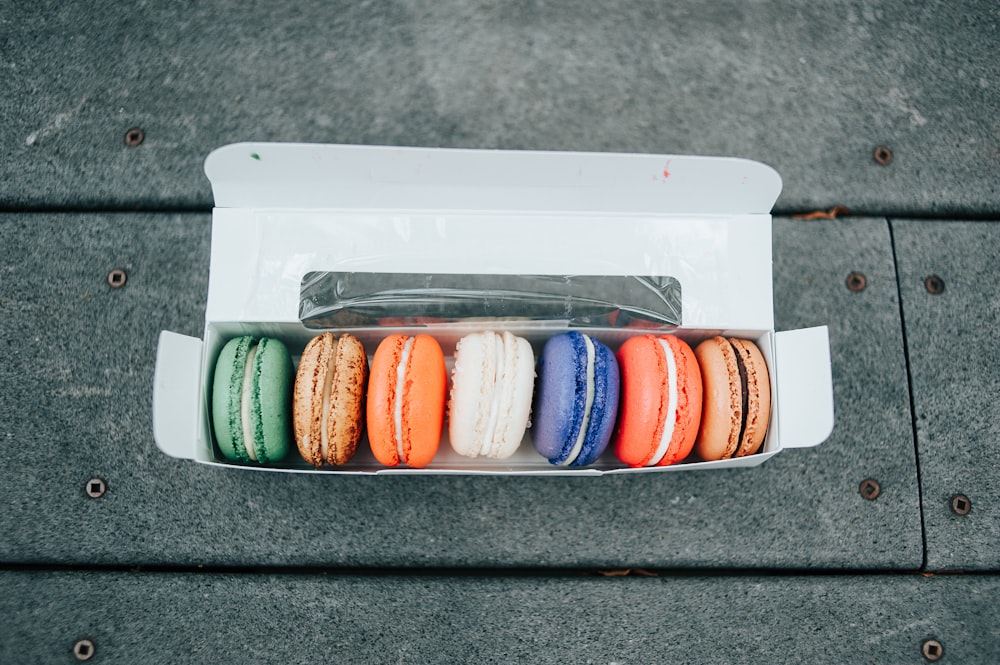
[533,331,620,466]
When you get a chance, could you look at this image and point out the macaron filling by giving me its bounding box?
[479,334,505,457]
[730,338,751,451]
[559,333,596,466]
[647,337,680,466]
[319,337,339,462]
[393,336,416,463]
[239,342,260,461]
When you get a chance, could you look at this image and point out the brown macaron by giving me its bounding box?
[693,336,771,461]
[293,332,368,466]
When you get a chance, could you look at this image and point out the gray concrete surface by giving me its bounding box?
[3,1,999,214]
[893,220,1000,572]
[0,214,921,570]
[2,570,997,664]
[2,0,999,661]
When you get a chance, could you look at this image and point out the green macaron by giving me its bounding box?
[211,335,293,464]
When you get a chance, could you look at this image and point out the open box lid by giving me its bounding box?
[204,142,781,214]
[202,143,783,330]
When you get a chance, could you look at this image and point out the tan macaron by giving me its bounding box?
[693,336,771,461]
[293,332,368,466]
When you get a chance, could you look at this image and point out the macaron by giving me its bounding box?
[293,332,368,467]
[693,336,771,461]
[448,331,534,459]
[211,335,293,464]
[614,335,703,467]
[367,334,447,468]
[533,331,620,466]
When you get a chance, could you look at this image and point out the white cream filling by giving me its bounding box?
[394,337,415,462]
[559,335,595,466]
[647,338,679,465]
[240,342,259,461]
[319,338,338,461]
[479,333,505,457]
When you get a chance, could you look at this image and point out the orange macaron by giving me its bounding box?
[693,336,771,461]
[366,334,447,468]
[613,335,703,467]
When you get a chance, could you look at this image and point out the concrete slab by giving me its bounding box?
[3,1,998,214]
[892,220,1000,571]
[2,570,997,663]
[0,213,922,569]
[772,216,922,567]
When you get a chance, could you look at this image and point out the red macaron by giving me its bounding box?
[613,335,703,467]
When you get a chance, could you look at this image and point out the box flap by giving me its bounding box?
[152,331,206,460]
[205,142,781,215]
[774,326,835,448]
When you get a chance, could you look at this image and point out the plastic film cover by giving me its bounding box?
[299,273,681,329]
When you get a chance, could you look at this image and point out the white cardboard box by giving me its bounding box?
[153,142,834,475]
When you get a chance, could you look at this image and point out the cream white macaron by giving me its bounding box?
[448,331,535,459]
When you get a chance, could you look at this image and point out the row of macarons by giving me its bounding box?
[211,329,771,469]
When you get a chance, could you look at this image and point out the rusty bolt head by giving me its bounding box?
[921,638,943,661]
[924,275,945,295]
[860,479,881,500]
[873,146,893,165]
[124,127,144,146]
[846,272,867,292]
[107,269,127,288]
[950,494,971,516]
[73,639,95,661]
[86,478,106,499]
